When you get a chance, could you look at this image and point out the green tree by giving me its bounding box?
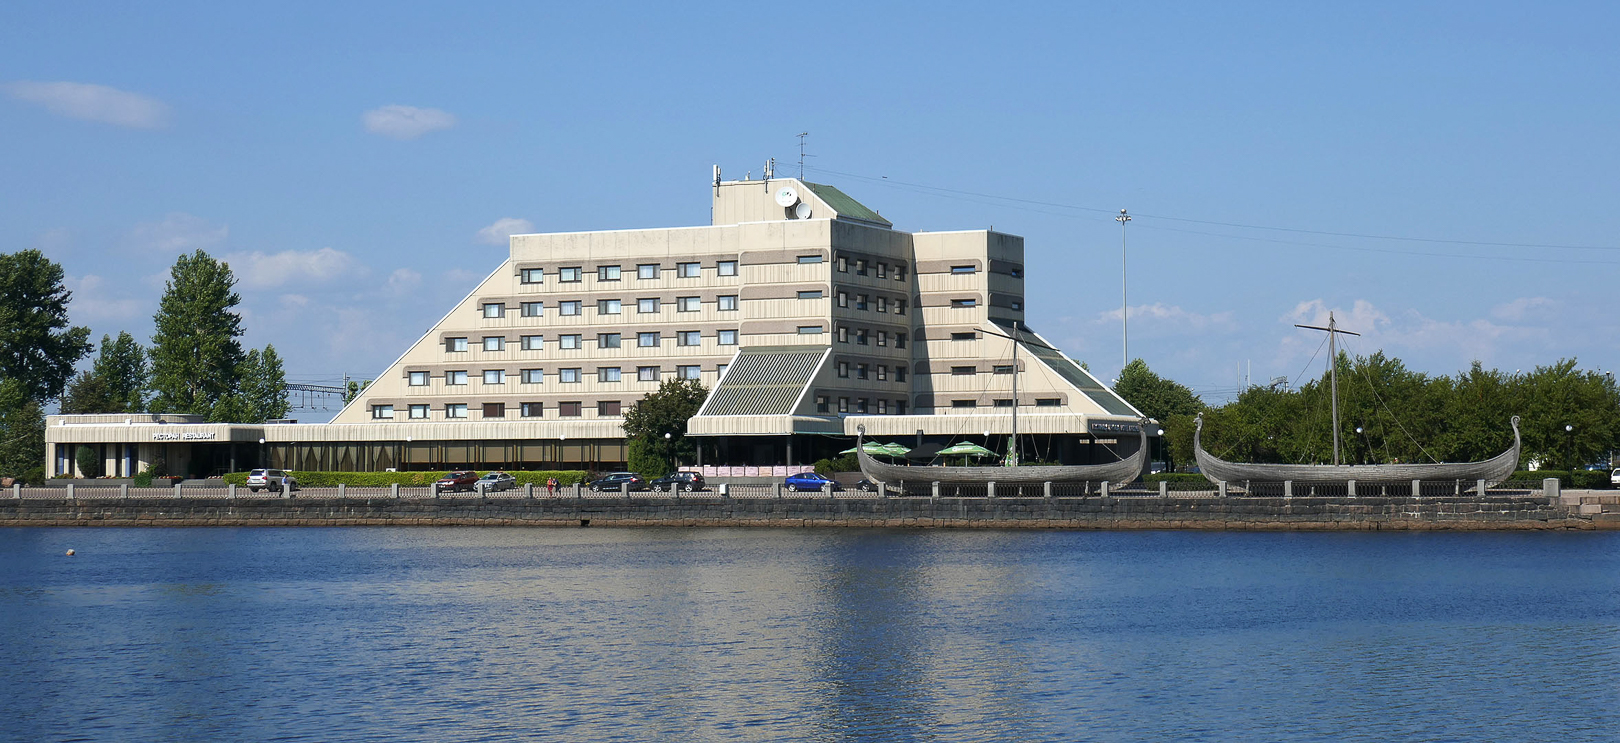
[240,345,289,422]
[93,332,148,411]
[0,379,46,484]
[74,445,103,478]
[60,371,116,414]
[622,378,707,473]
[1113,359,1205,468]
[148,250,246,416]
[343,379,371,405]
[0,249,92,402]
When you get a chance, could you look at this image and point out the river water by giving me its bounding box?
[2,527,1617,742]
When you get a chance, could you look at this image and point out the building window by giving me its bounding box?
[559,301,581,316]
[638,298,659,314]
[952,366,976,376]
[951,332,977,341]
[598,367,621,383]
[598,265,621,282]
[521,402,544,417]
[521,369,544,384]
[559,267,582,282]
[993,365,1015,374]
[408,371,429,386]
[837,256,848,273]
[638,331,660,347]
[559,334,582,349]
[798,325,823,335]
[856,329,868,345]
[877,399,888,414]
[837,361,849,378]
[856,398,869,413]
[1009,267,1024,278]
[951,399,976,408]
[598,400,622,416]
[856,294,868,311]
[857,363,869,380]
[483,336,505,352]
[896,333,907,349]
[876,297,888,313]
[637,366,659,382]
[894,366,907,382]
[895,263,908,281]
[816,395,829,413]
[1011,301,1022,311]
[837,291,848,308]
[371,405,393,419]
[521,335,543,351]
[994,399,1014,408]
[951,298,977,308]
[409,404,429,419]
[718,330,738,345]
[876,263,887,279]
[877,331,887,347]
[836,326,849,343]
[677,296,700,312]
[677,262,700,278]
[677,330,701,346]
[896,400,908,415]
[856,260,868,276]
[838,397,849,413]
[483,369,505,385]
[520,268,544,284]
[598,299,622,315]
[598,333,621,349]
[677,365,700,380]
[877,365,888,381]
[446,370,468,386]
[797,254,824,264]
[951,265,976,274]
[1037,398,1061,407]
[717,363,728,379]
[483,403,506,418]
[717,260,738,276]
[717,295,738,311]
[482,302,505,319]
[798,290,823,300]
[637,263,660,280]
[559,368,581,383]
[896,299,906,315]
[445,337,468,352]
[559,402,582,417]
[521,302,543,317]
[446,403,469,418]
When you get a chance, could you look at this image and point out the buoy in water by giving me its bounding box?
[65,549,75,556]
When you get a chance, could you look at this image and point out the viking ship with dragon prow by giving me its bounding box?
[1193,312,1522,487]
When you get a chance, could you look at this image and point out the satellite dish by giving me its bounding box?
[774,186,799,207]
[794,202,813,220]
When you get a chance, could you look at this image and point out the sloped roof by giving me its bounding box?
[803,182,892,227]
[695,347,828,416]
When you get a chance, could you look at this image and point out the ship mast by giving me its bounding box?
[1294,312,1361,465]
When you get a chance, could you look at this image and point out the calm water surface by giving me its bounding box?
[2,527,1617,742]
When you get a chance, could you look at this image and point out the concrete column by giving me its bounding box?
[775,483,783,499]
[175,482,182,498]
[1100,481,1109,497]
[12,483,19,499]
[1347,480,1357,497]
[282,481,291,499]
[573,482,582,499]
[1218,481,1228,498]
[1283,480,1293,498]
[931,481,940,500]
[1043,481,1052,498]
[1544,477,1561,500]
[338,483,346,498]
[228,483,236,499]
[391,483,400,499]
[66,483,74,500]
[987,481,996,498]
[1412,479,1422,497]
[1159,481,1168,498]
[1476,479,1487,496]
[121,483,129,499]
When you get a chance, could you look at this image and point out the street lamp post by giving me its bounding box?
[1116,209,1131,370]
[664,432,673,472]
[1565,423,1575,472]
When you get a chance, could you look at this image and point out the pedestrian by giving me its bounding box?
[546,476,557,497]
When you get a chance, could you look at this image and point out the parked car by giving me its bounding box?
[245,468,299,492]
[785,472,842,492]
[648,471,707,492]
[1612,469,1620,486]
[476,471,517,492]
[435,470,479,493]
[589,472,648,492]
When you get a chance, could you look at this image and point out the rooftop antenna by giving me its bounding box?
[797,132,810,179]
[764,158,775,180]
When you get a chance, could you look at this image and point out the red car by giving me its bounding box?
[435,470,479,493]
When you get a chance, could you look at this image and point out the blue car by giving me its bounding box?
[785,472,843,492]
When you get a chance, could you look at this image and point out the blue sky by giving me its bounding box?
[5,1,1618,419]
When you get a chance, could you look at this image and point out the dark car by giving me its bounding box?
[435,470,479,493]
[785,472,842,492]
[588,472,648,492]
[648,471,707,492]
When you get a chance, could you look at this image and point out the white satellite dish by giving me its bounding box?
[774,186,799,207]
[794,202,813,220]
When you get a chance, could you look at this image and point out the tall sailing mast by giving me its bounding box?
[1293,312,1361,465]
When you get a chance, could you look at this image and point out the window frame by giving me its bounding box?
[717,260,738,277]
[559,267,582,283]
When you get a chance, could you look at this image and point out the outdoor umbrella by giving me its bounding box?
[879,443,911,457]
[935,442,995,457]
[840,442,894,456]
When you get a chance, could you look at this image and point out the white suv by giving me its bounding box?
[246,469,300,492]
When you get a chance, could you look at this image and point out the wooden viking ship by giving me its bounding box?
[1193,413,1521,486]
[856,422,1147,488]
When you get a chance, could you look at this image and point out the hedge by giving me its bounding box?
[222,470,590,487]
[1509,470,1613,489]
[1145,473,1210,484]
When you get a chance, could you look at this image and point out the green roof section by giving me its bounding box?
[802,181,892,227]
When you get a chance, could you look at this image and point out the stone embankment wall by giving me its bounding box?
[0,494,1609,530]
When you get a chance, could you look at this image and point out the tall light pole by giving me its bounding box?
[1116,209,1131,370]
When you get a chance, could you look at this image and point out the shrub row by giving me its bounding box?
[1510,470,1613,489]
[222,470,590,487]
[1145,473,1210,484]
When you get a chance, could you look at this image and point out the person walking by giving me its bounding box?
[546,476,558,497]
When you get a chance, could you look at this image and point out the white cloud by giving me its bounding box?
[1098,302,1238,332]
[67,275,146,322]
[225,247,362,288]
[3,80,170,129]
[362,105,457,140]
[1277,298,1549,370]
[384,268,422,296]
[130,213,229,254]
[476,217,534,245]
[1490,297,1556,322]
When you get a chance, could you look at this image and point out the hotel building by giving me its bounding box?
[44,175,1147,477]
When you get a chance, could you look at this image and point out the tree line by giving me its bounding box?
[0,249,289,483]
[1115,354,1620,473]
